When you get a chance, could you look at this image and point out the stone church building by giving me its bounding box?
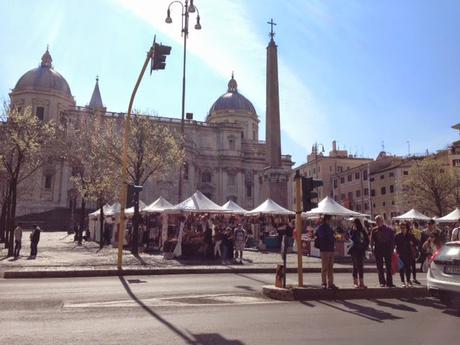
[9,33,293,218]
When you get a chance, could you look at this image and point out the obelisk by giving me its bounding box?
[263,18,289,207]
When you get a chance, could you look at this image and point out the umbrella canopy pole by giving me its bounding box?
[295,172,303,287]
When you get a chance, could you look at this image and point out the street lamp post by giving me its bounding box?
[165,0,201,203]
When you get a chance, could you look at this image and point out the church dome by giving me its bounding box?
[208,74,256,116]
[14,48,72,98]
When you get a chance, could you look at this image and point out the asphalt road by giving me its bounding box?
[0,273,458,345]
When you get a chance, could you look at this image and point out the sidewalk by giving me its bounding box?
[0,231,375,278]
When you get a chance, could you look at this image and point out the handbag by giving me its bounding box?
[391,252,400,275]
[314,236,320,249]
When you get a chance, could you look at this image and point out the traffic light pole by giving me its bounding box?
[117,43,155,270]
[294,170,303,287]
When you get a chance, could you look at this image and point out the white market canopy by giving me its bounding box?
[165,190,226,213]
[125,200,147,217]
[245,198,295,216]
[88,203,112,219]
[304,196,364,218]
[142,197,173,214]
[393,208,431,221]
[105,202,121,216]
[221,200,247,214]
[436,207,460,223]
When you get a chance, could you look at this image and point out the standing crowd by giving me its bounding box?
[315,215,455,289]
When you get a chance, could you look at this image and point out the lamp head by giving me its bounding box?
[194,15,201,30]
[188,0,196,13]
[165,9,172,23]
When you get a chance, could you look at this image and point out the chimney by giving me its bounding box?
[332,140,337,152]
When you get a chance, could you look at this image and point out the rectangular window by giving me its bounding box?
[380,174,384,179]
[228,174,235,185]
[403,171,409,175]
[381,187,386,195]
[453,159,460,167]
[36,106,45,121]
[364,188,369,196]
[389,172,394,177]
[370,177,375,182]
[355,172,360,179]
[341,193,345,200]
[363,170,368,180]
[371,189,375,197]
[340,177,345,184]
[364,203,369,211]
[333,179,337,188]
[246,185,252,198]
[44,174,52,189]
[390,185,394,193]
[348,192,353,200]
[347,174,352,182]
[356,190,361,197]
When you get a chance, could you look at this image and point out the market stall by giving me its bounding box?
[303,196,366,257]
[141,197,174,252]
[435,207,460,223]
[246,199,295,250]
[393,208,431,222]
[88,203,112,242]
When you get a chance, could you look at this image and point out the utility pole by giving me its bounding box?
[294,170,303,287]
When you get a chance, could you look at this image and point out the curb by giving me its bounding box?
[262,285,429,301]
[2,266,378,279]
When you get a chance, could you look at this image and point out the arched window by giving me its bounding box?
[201,170,212,183]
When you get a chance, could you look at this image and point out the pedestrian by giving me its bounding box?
[371,215,395,287]
[14,223,23,258]
[451,223,460,241]
[315,214,338,289]
[419,219,439,271]
[29,224,41,258]
[395,222,417,287]
[214,226,223,258]
[348,218,369,288]
[234,224,247,263]
[407,225,421,284]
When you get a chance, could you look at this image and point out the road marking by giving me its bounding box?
[64,293,282,308]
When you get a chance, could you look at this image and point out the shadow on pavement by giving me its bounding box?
[234,285,256,292]
[0,255,9,261]
[118,275,247,344]
[398,298,460,317]
[369,299,417,312]
[233,272,270,285]
[315,300,402,323]
[191,333,246,345]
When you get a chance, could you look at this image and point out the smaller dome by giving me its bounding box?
[208,74,256,116]
[14,48,72,98]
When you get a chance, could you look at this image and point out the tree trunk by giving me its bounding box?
[7,180,17,257]
[0,194,9,243]
[78,198,86,245]
[98,199,104,249]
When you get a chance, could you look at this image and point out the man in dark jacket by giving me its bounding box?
[315,215,338,289]
[371,215,395,287]
[30,225,41,258]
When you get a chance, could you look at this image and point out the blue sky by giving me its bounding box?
[1,0,459,166]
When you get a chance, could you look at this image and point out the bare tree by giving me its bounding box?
[401,157,458,217]
[100,113,184,254]
[0,105,58,256]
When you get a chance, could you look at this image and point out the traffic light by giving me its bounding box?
[126,184,143,208]
[151,43,172,71]
[301,176,323,212]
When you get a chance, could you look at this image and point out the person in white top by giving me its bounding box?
[14,223,23,258]
[451,223,460,241]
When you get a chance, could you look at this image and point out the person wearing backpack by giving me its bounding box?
[348,218,370,288]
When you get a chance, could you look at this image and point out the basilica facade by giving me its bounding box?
[9,39,293,217]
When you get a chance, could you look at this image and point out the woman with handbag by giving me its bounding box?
[395,222,417,287]
[408,225,421,284]
[348,218,370,288]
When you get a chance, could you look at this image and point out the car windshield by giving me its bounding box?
[437,243,460,261]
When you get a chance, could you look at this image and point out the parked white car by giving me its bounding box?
[427,241,460,309]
